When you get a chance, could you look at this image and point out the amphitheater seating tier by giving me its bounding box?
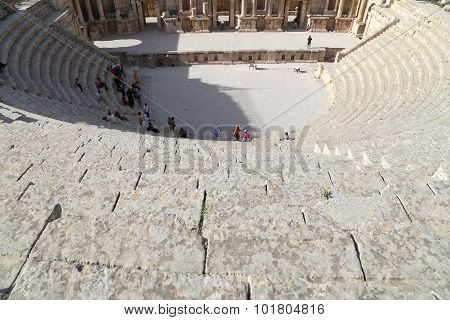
[0,0,448,299]
[315,0,449,141]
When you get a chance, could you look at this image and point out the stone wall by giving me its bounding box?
[113,47,344,67]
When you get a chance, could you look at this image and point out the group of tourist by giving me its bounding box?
[233,124,250,142]
[111,62,142,108]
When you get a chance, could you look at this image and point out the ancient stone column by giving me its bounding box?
[267,0,272,16]
[299,0,307,27]
[96,0,105,20]
[73,0,85,24]
[113,0,121,19]
[84,0,94,21]
[278,0,285,16]
[324,0,329,11]
[179,0,183,11]
[355,0,368,22]
[155,0,162,29]
[241,0,248,16]
[202,1,207,15]
[350,0,358,17]
[213,0,218,28]
[230,0,235,27]
[252,0,256,16]
[190,0,196,13]
[137,1,145,29]
[283,0,290,27]
[336,0,345,18]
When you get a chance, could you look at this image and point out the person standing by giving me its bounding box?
[233,124,241,141]
[213,127,222,139]
[143,103,150,118]
[95,90,103,102]
[241,130,250,142]
[307,35,312,49]
[75,78,83,92]
[168,117,176,132]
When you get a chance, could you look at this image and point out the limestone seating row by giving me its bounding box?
[0,3,127,117]
[0,1,48,43]
[314,11,448,140]
[0,95,442,195]
[0,122,444,209]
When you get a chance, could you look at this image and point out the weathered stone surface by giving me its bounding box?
[207,227,362,280]
[9,260,246,299]
[354,222,449,281]
[31,216,205,273]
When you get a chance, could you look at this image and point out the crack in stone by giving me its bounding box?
[5,204,62,299]
[301,208,307,224]
[77,152,85,162]
[378,171,387,185]
[17,182,34,201]
[198,190,209,275]
[78,169,88,183]
[350,233,367,282]
[111,192,121,212]
[426,182,436,195]
[16,164,33,182]
[74,142,84,154]
[396,195,413,223]
[327,171,334,186]
[135,172,142,190]
[110,142,118,156]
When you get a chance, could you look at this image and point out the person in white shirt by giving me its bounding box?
[105,111,115,124]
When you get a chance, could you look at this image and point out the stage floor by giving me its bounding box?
[94,30,360,54]
[139,63,329,138]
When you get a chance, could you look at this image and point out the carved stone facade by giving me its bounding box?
[147,0,375,33]
[56,0,381,36]
[51,0,146,39]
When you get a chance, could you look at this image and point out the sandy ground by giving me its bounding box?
[138,63,329,139]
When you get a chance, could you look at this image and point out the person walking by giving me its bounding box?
[233,124,241,141]
[307,35,312,49]
[168,117,176,132]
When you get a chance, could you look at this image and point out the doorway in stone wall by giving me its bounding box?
[216,0,232,30]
